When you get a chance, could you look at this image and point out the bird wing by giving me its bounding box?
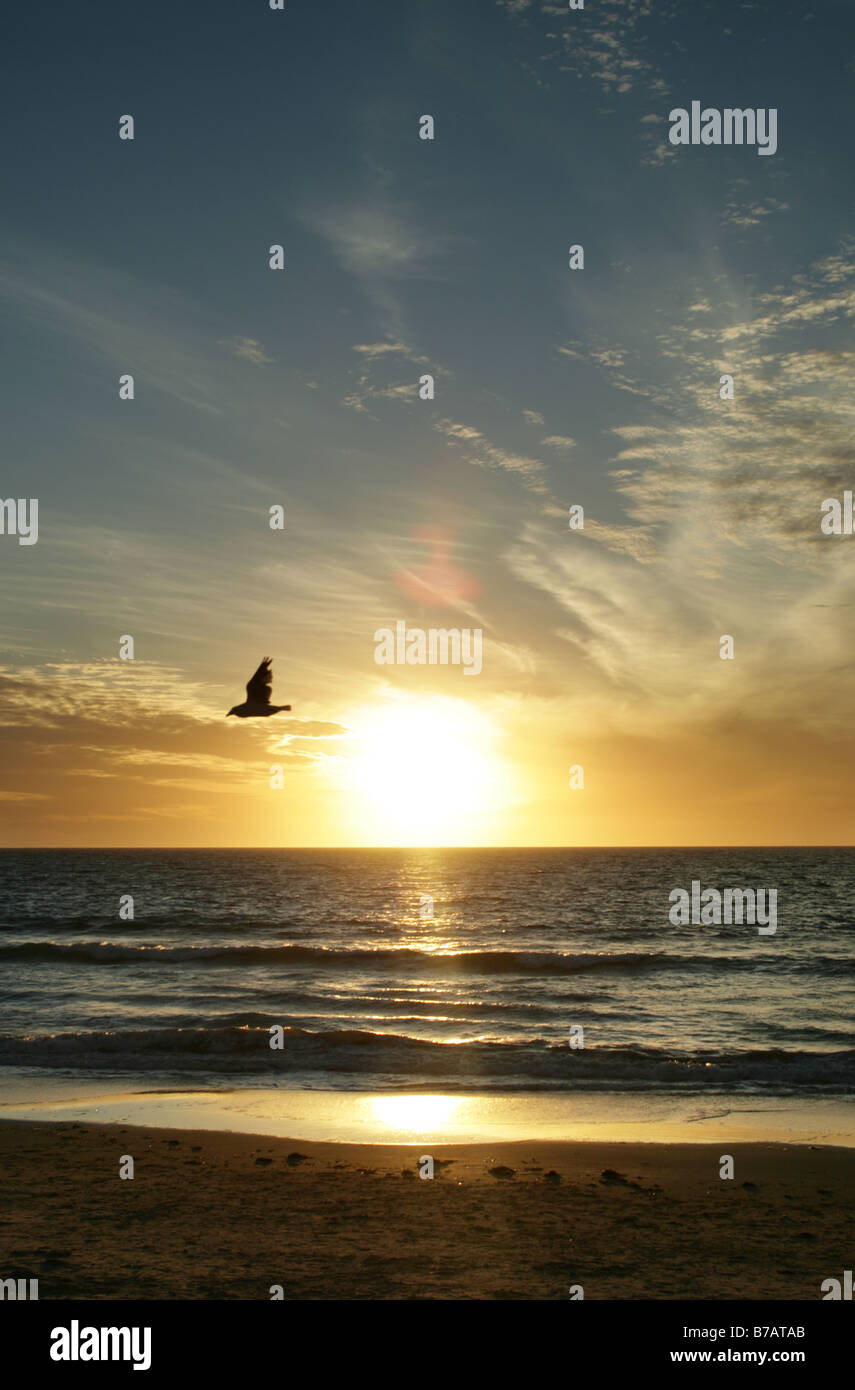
[246,658,273,704]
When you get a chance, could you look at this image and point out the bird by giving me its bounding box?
[227,658,291,718]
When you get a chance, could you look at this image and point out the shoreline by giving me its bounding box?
[2,1117,853,1299]
[1,1082,852,1147]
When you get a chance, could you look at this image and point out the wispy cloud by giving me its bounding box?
[498,0,674,103]
[540,435,577,451]
[0,240,225,414]
[493,242,855,735]
[341,338,431,413]
[219,335,273,364]
[434,418,550,495]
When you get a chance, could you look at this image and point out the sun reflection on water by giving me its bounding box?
[366,1094,465,1134]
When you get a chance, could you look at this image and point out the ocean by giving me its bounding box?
[1,847,853,1101]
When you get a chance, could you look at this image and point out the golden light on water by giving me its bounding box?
[366,1094,465,1134]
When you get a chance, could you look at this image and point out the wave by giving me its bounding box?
[0,1024,852,1091]
[0,940,797,975]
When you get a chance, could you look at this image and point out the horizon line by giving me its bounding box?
[2,844,854,853]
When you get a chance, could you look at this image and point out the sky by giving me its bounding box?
[1,0,854,847]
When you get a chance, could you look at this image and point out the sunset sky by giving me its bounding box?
[2,0,854,847]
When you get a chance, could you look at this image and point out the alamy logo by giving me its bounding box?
[821,493,855,534]
[374,620,483,676]
[669,103,777,156]
[50,1321,151,1371]
[0,1277,38,1299]
[0,497,38,545]
[821,1270,853,1299]
[669,881,777,934]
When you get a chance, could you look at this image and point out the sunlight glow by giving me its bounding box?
[366,1094,465,1134]
[346,696,510,845]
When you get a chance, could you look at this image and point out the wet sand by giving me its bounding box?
[1,1119,852,1299]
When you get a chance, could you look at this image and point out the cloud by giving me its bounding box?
[0,661,220,729]
[498,0,676,104]
[298,179,462,343]
[0,239,226,414]
[487,242,855,737]
[219,336,273,365]
[591,348,626,369]
[0,658,363,838]
[352,341,413,360]
[722,180,791,231]
[341,338,432,413]
[611,244,855,562]
[434,418,549,494]
[301,200,452,294]
[282,720,352,739]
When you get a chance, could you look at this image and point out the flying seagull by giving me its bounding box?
[227,658,291,718]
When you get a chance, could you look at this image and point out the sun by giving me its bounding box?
[346,695,509,845]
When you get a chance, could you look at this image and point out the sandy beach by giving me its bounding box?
[2,1119,852,1300]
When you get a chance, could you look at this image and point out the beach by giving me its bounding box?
[2,848,852,1302]
[3,1119,852,1301]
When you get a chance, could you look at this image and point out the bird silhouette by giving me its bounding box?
[227,658,291,718]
